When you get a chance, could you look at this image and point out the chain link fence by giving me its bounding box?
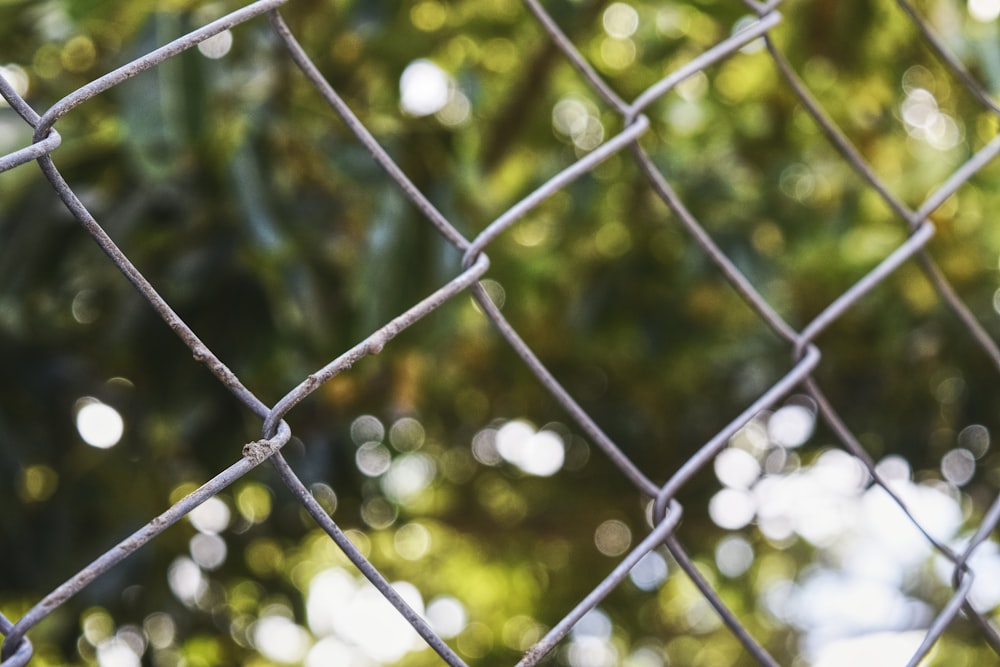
[2,0,1000,665]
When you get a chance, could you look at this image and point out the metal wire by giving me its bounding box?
[2,0,1000,664]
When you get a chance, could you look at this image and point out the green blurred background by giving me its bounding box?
[2,0,1000,665]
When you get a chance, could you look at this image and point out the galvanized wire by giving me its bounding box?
[2,0,1000,665]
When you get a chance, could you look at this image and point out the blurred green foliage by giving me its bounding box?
[2,0,1000,665]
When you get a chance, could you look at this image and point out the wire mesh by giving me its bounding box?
[2,0,1000,665]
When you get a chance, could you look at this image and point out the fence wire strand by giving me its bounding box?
[2,0,1000,665]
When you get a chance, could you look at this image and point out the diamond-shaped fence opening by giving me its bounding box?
[3,1,1000,666]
